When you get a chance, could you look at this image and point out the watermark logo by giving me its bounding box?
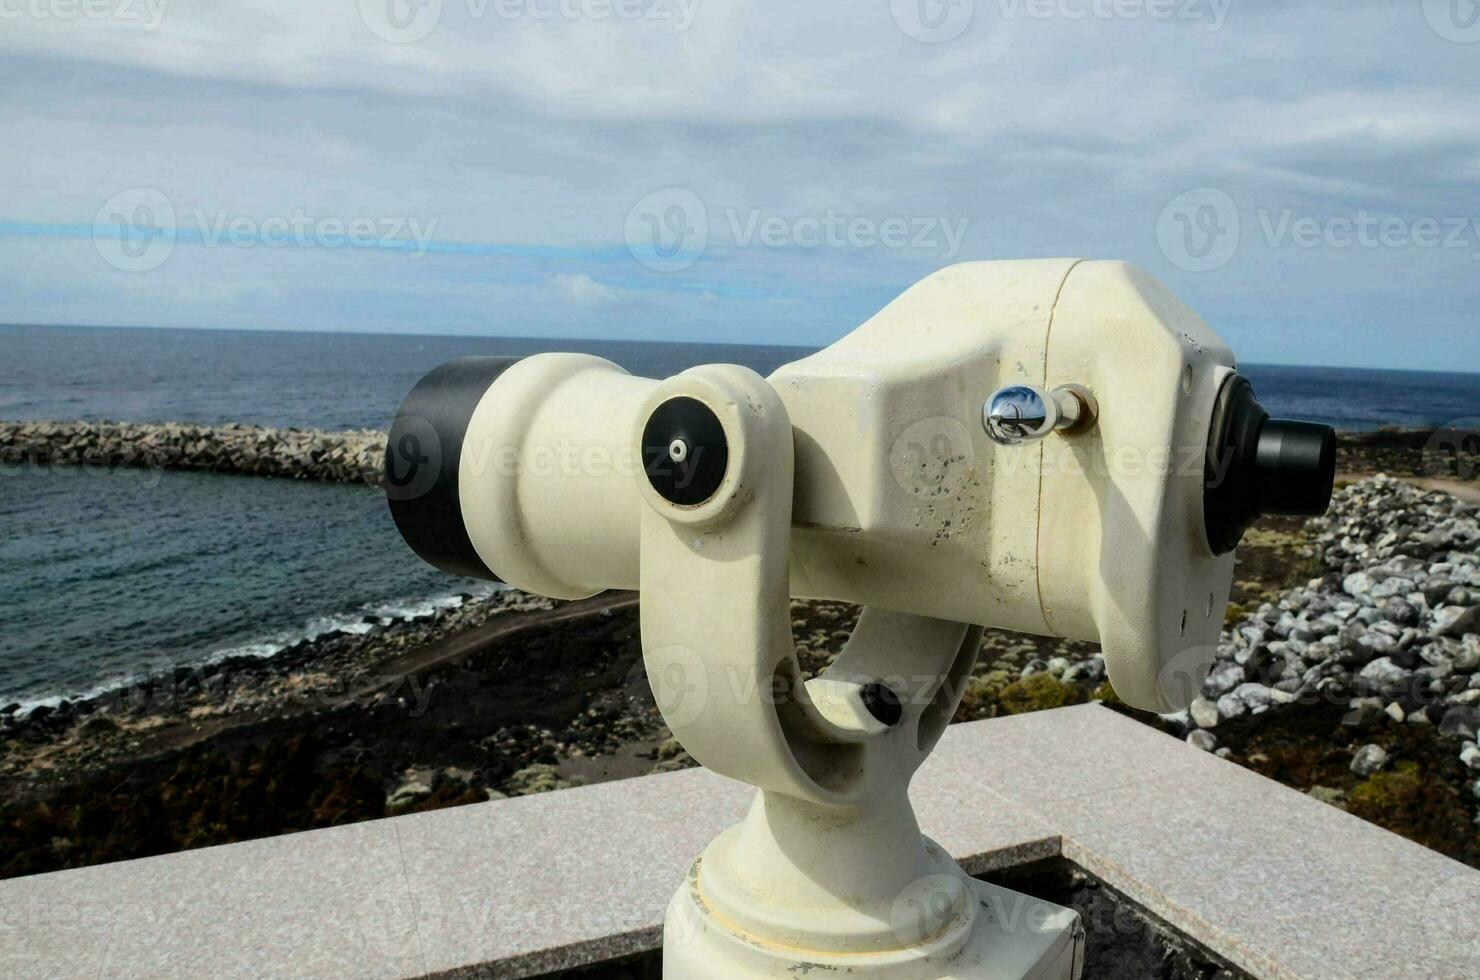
[0,444,166,488]
[384,416,443,502]
[647,644,708,728]
[995,0,1230,29]
[0,0,170,30]
[891,0,975,42]
[358,0,701,43]
[91,188,439,270]
[1156,644,1217,707]
[358,0,443,43]
[191,208,438,257]
[889,417,975,497]
[893,0,1230,41]
[1157,187,1239,273]
[93,187,176,273]
[1422,0,1480,43]
[890,874,969,945]
[1423,418,1480,482]
[625,187,708,272]
[1159,188,1480,272]
[352,888,423,965]
[726,208,968,260]
[1255,209,1480,256]
[625,188,971,270]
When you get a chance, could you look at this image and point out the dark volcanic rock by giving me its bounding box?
[1439,706,1480,740]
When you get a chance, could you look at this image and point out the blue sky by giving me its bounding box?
[1,0,1478,370]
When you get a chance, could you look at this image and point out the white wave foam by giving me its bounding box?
[202,582,506,663]
[8,582,508,716]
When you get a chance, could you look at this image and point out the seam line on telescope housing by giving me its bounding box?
[385,356,520,580]
[1033,258,1084,639]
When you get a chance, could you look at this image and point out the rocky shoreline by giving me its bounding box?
[1160,474,1480,861]
[1336,424,1472,480]
[3,431,1479,879]
[968,473,1480,864]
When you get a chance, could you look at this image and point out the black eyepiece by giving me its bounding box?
[1252,419,1337,517]
[385,357,521,580]
[1204,375,1336,554]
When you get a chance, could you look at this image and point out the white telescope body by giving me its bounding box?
[385,259,1335,978]
[402,259,1244,711]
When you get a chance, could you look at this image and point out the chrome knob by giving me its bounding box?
[982,384,1097,446]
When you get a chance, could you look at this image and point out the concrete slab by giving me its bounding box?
[397,765,749,977]
[1055,754,1480,979]
[2,704,1477,979]
[0,816,421,979]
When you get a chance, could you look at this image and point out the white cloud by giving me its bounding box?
[0,1,1476,367]
[548,271,619,306]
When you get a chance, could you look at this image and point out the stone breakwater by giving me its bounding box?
[0,420,1456,490]
[0,420,387,487]
[1169,475,1480,784]
[1336,426,1458,478]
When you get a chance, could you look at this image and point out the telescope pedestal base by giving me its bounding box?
[663,865,1083,979]
[661,787,1083,980]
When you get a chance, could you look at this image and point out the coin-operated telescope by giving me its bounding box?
[386,260,1335,979]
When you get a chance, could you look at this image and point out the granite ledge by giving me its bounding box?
[2,704,1476,980]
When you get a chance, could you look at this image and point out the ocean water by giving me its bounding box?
[2,323,1477,707]
[4,323,1476,432]
[0,325,809,431]
[0,326,808,708]
[1,468,492,707]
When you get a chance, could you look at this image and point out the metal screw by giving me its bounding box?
[861,682,902,726]
[982,384,1097,446]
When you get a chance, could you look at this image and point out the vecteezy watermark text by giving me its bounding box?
[192,209,438,256]
[891,0,1230,43]
[726,209,969,259]
[92,187,438,272]
[995,0,1230,28]
[0,0,169,30]
[623,187,970,272]
[1158,188,1480,272]
[358,0,702,44]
